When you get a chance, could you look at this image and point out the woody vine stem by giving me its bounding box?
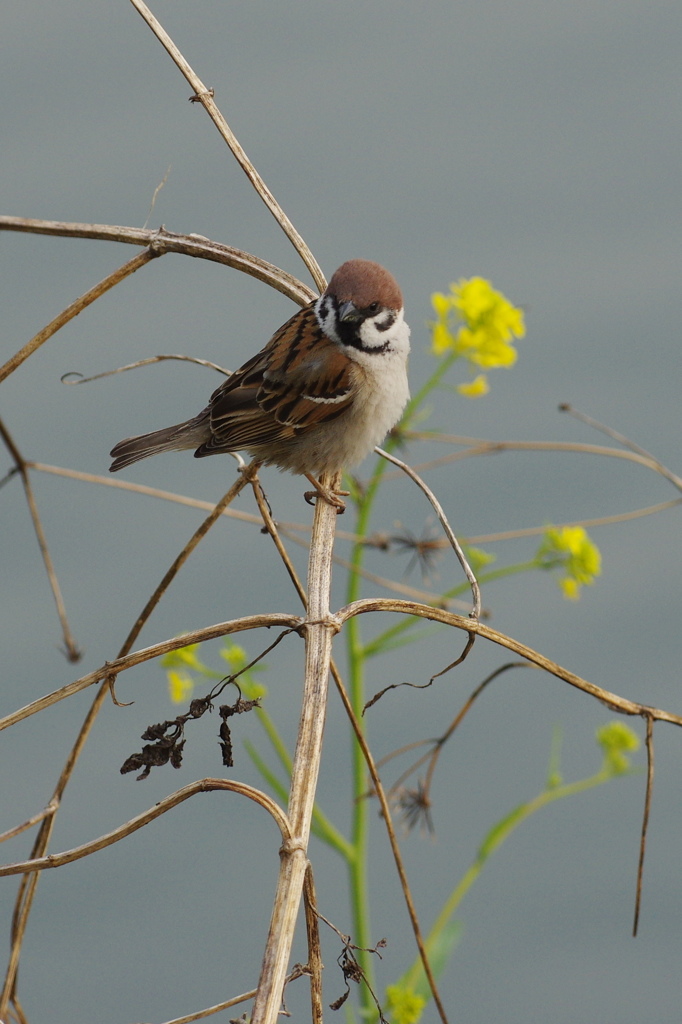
[251,473,339,1024]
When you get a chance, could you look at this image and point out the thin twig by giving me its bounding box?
[378,663,532,802]
[0,420,80,661]
[303,866,325,1024]
[61,353,231,384]
[394,433,682,493]
[559,403,672,470]
[127,0,325,292]
[329,663,449,1023]
[117,463,256,656]
[463,498,682,543]
[0,217,316,305]
[0,779,290,878]
[250,474,308,607]
[0,801,59,845]
[143,164,172,230]
[375,447,480,621]
[422,663,535,797]
[0,248,157,384]
[0,612,303,734]
[154,986,258,1024]
[149,963,307,1024]
[336,599,682,728]
[26,461,264,525]
[633,714,655,936]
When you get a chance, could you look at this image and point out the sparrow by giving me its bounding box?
[109,259,410,510]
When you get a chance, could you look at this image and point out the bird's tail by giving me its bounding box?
[109,417,207,472]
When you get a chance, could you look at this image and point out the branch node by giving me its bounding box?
[301,616,342,637]
[147,228,168,255]
[279,837,307,858]
[189,87,215,103]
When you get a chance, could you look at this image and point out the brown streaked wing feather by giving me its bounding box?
[205,302,318,408]
[258,339,355,428]
[199,405,298,453]
[206,302,355,450]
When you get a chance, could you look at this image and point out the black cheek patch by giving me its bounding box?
[374,312,396,333]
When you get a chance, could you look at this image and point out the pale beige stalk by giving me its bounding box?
[250,474,340,1024]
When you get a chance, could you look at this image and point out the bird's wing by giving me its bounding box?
[200,303,356,453]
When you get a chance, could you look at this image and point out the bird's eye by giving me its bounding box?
[367,301,380,314]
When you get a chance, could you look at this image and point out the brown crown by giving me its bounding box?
[326,259,403,311]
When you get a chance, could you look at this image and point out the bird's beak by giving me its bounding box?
[338,300,362,323]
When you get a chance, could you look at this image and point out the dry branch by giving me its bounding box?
[0,216,316,306]
[250,474,340,1024]
[0,421,80,661]
[0,474,294,1017]
[0,613,303,734]
[376,445,480,618]
[127,0,325,291]
[400,432,682,493]
[0,779,290,878]
[0,247,157,384]
[337,599,682,727]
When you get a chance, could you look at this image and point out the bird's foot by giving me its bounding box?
[304,474,349,513]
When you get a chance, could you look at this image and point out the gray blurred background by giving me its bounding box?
[2,1,682,1021]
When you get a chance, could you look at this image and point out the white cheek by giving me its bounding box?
[359,309,411,355]
[314,295,342,344]
[357,321,387,350]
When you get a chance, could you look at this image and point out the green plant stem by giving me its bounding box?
[345,495,376,999]
[253,703,296,777]
[341,350,462,1005]
[404,351,458,425]
[244,735,354,862]
[361,560,540,658]
[400,768,623,994]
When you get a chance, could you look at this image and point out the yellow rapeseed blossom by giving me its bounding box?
[431,318,456,356]
[538,526,602,600]
[220,642,268,698]
[457,373,490,397]
[161,642,209,703]
[385,985,427,1024]
[455,325,518,368]
[431,290,452,318]
[167,669,195,704]
[453,277,525,341]
[430,277,525,394]
[221,643,248,671]
[596,721,640,774]
[160,641,206,672]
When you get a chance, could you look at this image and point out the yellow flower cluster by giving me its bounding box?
[166,669,195,704]
[596,721,640,774]
[431,277,525,396]
[220,643,248,671]
[221,642,267,698]
[161,642,208,704]
[538,526,602,600]
[385,984,427,1024]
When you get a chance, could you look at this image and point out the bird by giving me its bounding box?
[109,259,410,511]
